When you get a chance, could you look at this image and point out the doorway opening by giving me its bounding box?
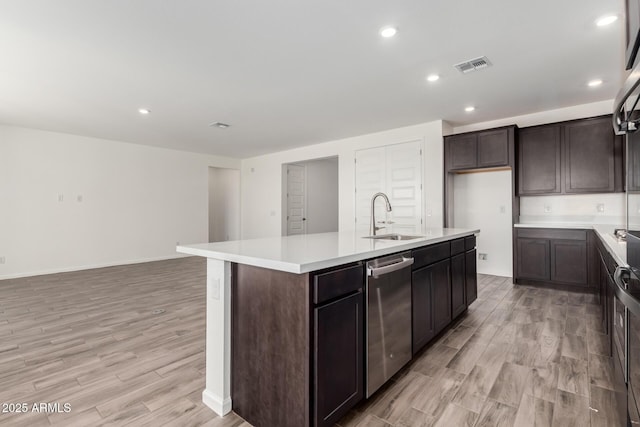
[208,167,240,242]
[282,157,339,236]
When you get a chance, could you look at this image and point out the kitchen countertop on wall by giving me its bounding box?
[515,222,626,267]
[177,228,479,274]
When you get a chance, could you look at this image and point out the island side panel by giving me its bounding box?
[232,263,311,427]
[202,258,233,415]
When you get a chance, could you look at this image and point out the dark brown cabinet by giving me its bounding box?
[465,249,477,306]
[451,254,466,318]
[515,228,590,288]
[563,117,619,193]
[516,238,551,281]
[448,134,477,170]
[517,115,623,196]
[518,125,561,195]
[412,237,477,354]
[314,291,364,427]
[412,258,451,353]
[445,126,514,171]
[550,240,587,285]
[312,265,364,427]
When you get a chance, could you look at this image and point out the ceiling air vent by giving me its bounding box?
[454,56,492,74]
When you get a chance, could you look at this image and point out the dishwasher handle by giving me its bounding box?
[367,257,414,277]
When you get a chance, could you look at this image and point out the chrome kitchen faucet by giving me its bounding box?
[370,192,392,236]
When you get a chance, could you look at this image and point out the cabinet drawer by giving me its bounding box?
[451,238,465,255]
[516,228,586,241]
[464,235,476,251]
[412,242,450,270]
[313,264,363,305]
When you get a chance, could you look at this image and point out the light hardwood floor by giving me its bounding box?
[0,258,619,426]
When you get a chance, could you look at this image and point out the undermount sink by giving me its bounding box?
[363,233,424,241]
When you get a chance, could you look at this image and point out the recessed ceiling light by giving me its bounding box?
[465,106,475,112]
[596,15,618,27]
[426,74,440,82]
[138,108,151,115]
[588,79,603,87]
[210,121,231,129]
[380,26,398,38]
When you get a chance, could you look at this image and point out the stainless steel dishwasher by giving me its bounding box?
[366,251,414,397]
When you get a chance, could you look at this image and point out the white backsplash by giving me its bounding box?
[519,193,625,225]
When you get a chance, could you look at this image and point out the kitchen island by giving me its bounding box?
[177,228,479,427]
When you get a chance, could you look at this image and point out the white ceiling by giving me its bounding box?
[0,0,625,158]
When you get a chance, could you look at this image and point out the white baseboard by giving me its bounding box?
[0,253,191,281]
[202,389,232,417]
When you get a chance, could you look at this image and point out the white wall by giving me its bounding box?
[451,99,613,133]
[208,167,241,242]
[520,194,625,225]
[241,121,446,238]
[305,158,339,234]
[0,125,240,279]
[453,171,513,277]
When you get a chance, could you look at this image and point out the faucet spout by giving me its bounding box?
[370,192,392,236]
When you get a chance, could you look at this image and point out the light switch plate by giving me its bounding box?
[597,203,605,213]
[544,204,552,213]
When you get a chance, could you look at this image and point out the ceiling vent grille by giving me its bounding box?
[454,56,492,74]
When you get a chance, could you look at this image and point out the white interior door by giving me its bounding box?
[286,164,306,235]
[355,141,423,234]
[385,141,423,234]
[355,147,385,233]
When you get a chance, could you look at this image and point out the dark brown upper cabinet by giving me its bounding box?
[518,125,561,195]
[517,115,623,196]
[445,126,514,171]
[448,134,477,170]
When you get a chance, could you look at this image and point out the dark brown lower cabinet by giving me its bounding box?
[451,254,466,318]
[314,291,364,427]
[412,258,451,354]
[516,238,551,281]
[412,264,435,353]
[465,249,477,306]
[515,228,591,288]
[550,240,587,285]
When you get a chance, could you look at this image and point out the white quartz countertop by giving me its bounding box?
[515,222,627,267]
[177,228,479,274]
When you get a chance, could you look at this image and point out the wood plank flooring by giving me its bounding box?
[0,257,249,427]
[338,275,621,427]
[0,259,620,426]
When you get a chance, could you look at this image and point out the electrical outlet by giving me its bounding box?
[499,205,506,214]
[58,194,64,202]
[479,253,488,260]
[0,257,5,265]
[597,203,605,213]
[544,204,552,213]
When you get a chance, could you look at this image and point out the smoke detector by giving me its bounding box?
[454,56,492,74]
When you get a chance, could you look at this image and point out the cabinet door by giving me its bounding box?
[477,128,509,167]
[563,117,616,193]
[550,240,587,286]
[465,249,477,306]
[447,134,477,170]
[432,259,452,335]
[518,125,561,195]
[516,238,551,281]
[412,266,435,353]
[451,253,466,318]
[314,292,364,427]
